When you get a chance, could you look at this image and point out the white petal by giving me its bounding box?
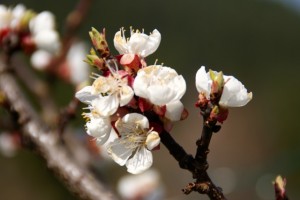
[86,117,111,139]
[92,95,119,117]
[133,72,149,99]
[30,50,52,70]
[75,86,97,103]
[91,76,110,95]
[139,29,161,57]
[119,85,134,106]
[10,4,26,29]
[12,4,26,19]
[67,42,89,85]
[127,32,148,54]
[107,139,133,166]
[195,66,211,99]
[133,65,186,106]
[113,30,128,54]
[165,101,184,121]
[147,85,174,106]
[33,30,60,53]
[29,11,55,34]
[99,129,118,147]
[113,28,160,57]
[145,131,160,150]
[0,6,12,29]
[117,169,160,200]
[169,75,186,101]
[122,113,149,129]
[147,77,186,106]
[95,132,111,145]
[219,76,252,107]
[126,147,153,174]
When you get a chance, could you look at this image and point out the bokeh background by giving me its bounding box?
[0,0,300,199]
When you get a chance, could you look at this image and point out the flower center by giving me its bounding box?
[117,120,149,149]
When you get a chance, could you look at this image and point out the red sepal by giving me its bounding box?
[138,98,153,112]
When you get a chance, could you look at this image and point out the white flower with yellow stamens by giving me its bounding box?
[75,63,134,117]
[114,27,161,58]
[107,113,160,174]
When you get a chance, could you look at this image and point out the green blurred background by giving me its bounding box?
[1,0,300,199]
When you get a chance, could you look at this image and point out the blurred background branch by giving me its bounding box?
[0,57,119,200]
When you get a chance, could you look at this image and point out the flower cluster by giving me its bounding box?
[0,4,60,69]
[76,27,187,174]
[76,27,253,174]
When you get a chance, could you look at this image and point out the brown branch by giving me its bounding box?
[48,0,93,71]
[159,130,195,172]
[10,55,59,126]
[0,58,118,200]
[160,125,226,200]
[58,97,79,135]
[65,0,93,36]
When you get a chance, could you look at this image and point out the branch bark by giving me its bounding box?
[160,126,226,200]
[0,59,119,200]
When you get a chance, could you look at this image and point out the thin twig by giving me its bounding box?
[48,0,93,71]
[58,97,79,135]
[160,126,226,200]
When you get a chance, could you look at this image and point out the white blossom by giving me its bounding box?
[0,5,13,29]
[107,113,160,174]
[75,70,134,117]
[114,28,161,58]
[30,50,52,70]
[82,107,113,145]
[133,65,186,106]
[0,4,28,30]
[86,116,111,143]
[32,29,60,53]
[10,4,26,29]
[97,128,119,159]
[29,11,60,53]
[117,169,164,200]
[67,41,89,85]
[195,66,252,107]
[29,11,55,34]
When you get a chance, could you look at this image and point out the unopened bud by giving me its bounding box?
[209,69,224,97]
[215,71,224,90]
[209,69,216,80]
[20,10,36,31]
[85,54,105,70]
[89,27,110,58]
[209,105,228,123]
[196,92,209,109]
[210,105,219,118]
